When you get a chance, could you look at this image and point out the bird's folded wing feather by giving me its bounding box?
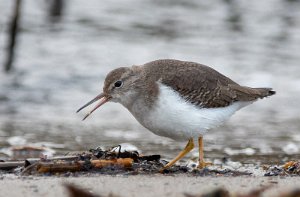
[146,59,271,108]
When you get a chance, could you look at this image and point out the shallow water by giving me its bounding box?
[0,0,300,164]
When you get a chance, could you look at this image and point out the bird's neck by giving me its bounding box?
[121,85,158,118]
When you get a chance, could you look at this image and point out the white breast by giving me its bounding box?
[133,83,252,141]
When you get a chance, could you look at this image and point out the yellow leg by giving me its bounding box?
[160,138,194,172]
[198,136,212,169]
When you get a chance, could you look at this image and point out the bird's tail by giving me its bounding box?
[252,88,276,98]
[230,85,276,102]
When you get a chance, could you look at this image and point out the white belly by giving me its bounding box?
[131,83,252,141]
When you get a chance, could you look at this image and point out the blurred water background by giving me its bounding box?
[0,0,299,164]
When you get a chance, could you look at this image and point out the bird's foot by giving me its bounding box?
[197,161,212,169]
[159,138,195,173]
[159,167,167,173]
[159,163,172,173]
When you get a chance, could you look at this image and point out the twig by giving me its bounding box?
[4,0,22,72]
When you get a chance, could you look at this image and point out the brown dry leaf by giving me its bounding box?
[184,188,230,197]
[65,184,117,197]
[279,189,300,197]
[65,184,98,197]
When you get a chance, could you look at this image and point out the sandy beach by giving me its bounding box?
[1,174,300,197]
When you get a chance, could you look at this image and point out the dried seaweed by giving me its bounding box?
[8,145,162,175]
[1,144,300,177]
[264,161,300,176]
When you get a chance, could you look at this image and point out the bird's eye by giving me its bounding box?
[114,80,123,88]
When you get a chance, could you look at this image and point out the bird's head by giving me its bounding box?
[77,66,142,120]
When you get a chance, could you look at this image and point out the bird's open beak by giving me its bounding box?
[76,93,111,120]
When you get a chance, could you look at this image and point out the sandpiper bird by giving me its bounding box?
[77,59,275,170]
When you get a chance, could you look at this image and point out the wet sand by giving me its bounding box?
[1,174,300,197]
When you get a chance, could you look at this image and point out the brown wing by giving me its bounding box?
[143,59,275,108]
